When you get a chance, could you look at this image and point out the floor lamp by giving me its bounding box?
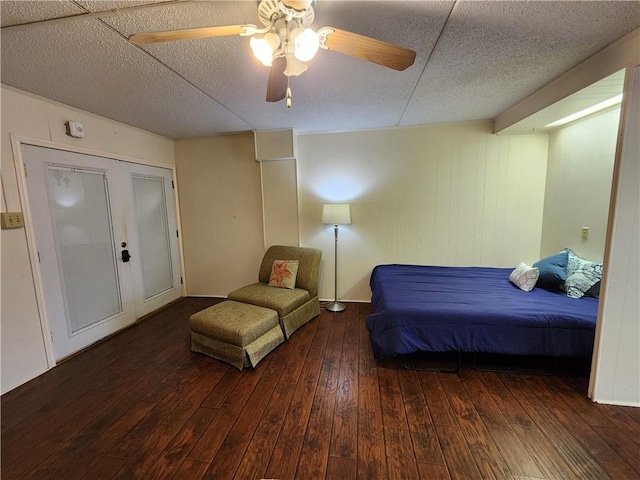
[322,203,351,312]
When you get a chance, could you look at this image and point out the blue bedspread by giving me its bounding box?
[366,264,598,359]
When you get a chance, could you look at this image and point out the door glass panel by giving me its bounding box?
[47,167,121,333]
[132,175,174,299]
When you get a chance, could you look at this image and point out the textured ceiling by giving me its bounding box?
[1,0,638,139]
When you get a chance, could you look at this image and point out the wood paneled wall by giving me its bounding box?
[541,107,620,262]
[296,121,549,302]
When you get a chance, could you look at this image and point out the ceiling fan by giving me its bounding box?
[129,0,417,107]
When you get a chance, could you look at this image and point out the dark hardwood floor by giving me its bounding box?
[2,297,639,479]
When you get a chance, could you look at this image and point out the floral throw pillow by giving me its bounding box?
[509,262,539,292]
[564,248,603,299]
[268,260,299,289]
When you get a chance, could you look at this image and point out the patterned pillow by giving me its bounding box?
[509,262,539,292]
[564,248,603,299]
[268,260,299,289]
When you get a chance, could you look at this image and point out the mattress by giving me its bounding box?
[366,264,599,359]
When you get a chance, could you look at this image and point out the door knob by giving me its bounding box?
[121,249,131,263]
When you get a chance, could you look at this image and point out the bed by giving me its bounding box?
[366,264,599,360]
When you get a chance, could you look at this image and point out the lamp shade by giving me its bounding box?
[322,203,351,225]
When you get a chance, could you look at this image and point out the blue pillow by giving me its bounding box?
[533,251,568,289]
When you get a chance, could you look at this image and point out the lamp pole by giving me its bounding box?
[326,224,346,312]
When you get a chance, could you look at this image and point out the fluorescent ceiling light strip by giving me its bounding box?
[545,94,623,128]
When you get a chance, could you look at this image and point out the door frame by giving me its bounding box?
[10,134,186,369]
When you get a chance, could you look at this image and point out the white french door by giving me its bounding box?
[123,162,182,317]
[23,144,182,360]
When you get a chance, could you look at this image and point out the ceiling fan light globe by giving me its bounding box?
[284,53,308,76]
[250,32,280,67]
[294,28,320,62]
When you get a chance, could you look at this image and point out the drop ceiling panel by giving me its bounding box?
[0,0,83,27]
[400,0,640,127]
[76,0,173,11]
[0,19,252,137]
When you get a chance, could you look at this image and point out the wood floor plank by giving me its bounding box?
[397,367,445,465]
[83,455,127,480]
[108,359,217,460]
[511,424,581,480]
[378,358,409,428]
[591,424,640,474]
[198,368,242,409]
[329,308,359,459]
[233,420,282,480]
[265,313,332,480]
[19,394,155,480]
[326,456,357,479]
[3,298,637,480]
[440,378,512,479]
[384,426,420,480]
[295,394,336,479]
[186,365,265,462]
[315,314,346,396]
[2,388,126,480]
[114,363,220,478]
[525,375,638,479]
[500,374,610,480]
[141,406,218,480]
[476,371,534,427]
[457,369,543,478]
[620,405,640,424]
[203,353,285,479]
[434,423,483,480]
[356,315,387,480]
[419,373,458,426]
[543,375,614,427]
[48,400,157,479]
[261,315,319,425]
[170,459,210,480]
[599,403,640,448]
[417,462,451,480]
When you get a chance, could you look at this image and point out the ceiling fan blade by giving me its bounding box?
[266,56,288,102]
[129,25,251,44]
[321,27,416,71]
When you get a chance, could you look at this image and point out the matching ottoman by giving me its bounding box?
[189,300,284,370]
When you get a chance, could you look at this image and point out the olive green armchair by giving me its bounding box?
[227,245,322,338]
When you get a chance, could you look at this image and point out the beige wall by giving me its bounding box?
[261,159,299,248]
[1,85,174,394]
[174,134,265,297]
[540,107,620,262]
[296,121,549,302]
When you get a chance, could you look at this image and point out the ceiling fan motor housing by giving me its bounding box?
[258,0,314,27]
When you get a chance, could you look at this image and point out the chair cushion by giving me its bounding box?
[228,283,310,317]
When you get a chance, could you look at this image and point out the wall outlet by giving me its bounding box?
[581,226,589,240]
[1,212,25,229]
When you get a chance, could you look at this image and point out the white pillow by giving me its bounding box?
[509,262,539,292]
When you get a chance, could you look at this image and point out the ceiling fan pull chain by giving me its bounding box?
[287,85,292,108]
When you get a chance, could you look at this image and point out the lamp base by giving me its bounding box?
[325,301,346,312]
